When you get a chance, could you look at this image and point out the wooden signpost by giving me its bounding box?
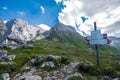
[85,22,111,66]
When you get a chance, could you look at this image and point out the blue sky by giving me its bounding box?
[0,0,120,37]
[0,0,64,27]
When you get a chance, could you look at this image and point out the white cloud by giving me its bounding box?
[40,6,45,14]
[2,6,7,10]
[17,11,25,15]
[55,0,62,3]
[38,24,50,30]
[58,0,120,37]
[4,20,8,23]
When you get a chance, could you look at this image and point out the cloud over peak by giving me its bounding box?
[58,0,120,37]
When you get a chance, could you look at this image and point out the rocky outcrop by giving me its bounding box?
[14,72,42,80]
[13,55,81,80]
[0,18,50,47]
[1,73,10,80]
[0,50,7,60]
[0,50,16,61]
[0,18,7,37]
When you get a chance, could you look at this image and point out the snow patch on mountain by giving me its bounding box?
[38,24,50,30]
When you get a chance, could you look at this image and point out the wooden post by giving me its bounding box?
[94,22,99,66]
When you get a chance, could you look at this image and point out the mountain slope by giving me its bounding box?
[47,22,86,47]
[0,18,48,45]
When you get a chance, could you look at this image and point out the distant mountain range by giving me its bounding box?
[0,18,49,45]
[109,36,120,49]
[0,18,120,49]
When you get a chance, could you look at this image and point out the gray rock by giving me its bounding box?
[6,55,16,60]
[41,61,55,68]
[43,76,51,80]
[1,73,10,80]
[30,67,37,73]
[0,61,14,65]
[0,50,7,54]
[74,72,83,78]
[53,70,64,78]
[22,66,30,71]
[47,55,61,61]
[70,62,79,68]
[0,50,7,60]
[64,72,83,80]
[50,76,57,80]
[30,58,36,64]
[17,72,42,80]
[5,45,17,49]
[37,55,45,62]
[0,19,7,37]
[82,61,93,66]
[112,78,120,80]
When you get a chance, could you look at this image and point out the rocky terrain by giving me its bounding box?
[0,18,120,80]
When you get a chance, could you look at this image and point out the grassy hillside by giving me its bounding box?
[0,39,120,79]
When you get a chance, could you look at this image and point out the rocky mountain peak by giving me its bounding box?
[51,21,76,33]
[0,18,7,37]
[0,18,49,46]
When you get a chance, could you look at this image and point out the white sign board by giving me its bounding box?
[90,30,103,40]
[90,39,107,44]
[86,30,108,45]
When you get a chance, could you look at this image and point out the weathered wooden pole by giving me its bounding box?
[94,22,99,66]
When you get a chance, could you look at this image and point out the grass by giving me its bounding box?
[0,39,120,78]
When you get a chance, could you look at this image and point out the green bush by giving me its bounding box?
[101,67,117,78]
[78,64,99,75]
[0,64,18,75]
[34,57,45,67]
[68,76,82,80]
[61,56,70,65]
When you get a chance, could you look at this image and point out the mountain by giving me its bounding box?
[0,18,49,45]
[46,22,86,47]
[109,36,120,49]
[0,18,7,37]
[0,19,120,79]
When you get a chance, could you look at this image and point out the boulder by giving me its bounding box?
[17,72,42,80]
[41,61,55,68]
[47,55,61,61]
[112,78,120,80]
[30,59,36,64]
[82,61,93,66]
[6,55,16,60]
[0,61,14,65]
[43,75,57,80]
[64,72,83,80]
[37,55,45,62]
[0,50,7,60]
[4,45,17,49]
[1,73,10,80]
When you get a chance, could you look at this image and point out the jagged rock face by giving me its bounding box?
[0,19,7,37]
[1,18,48,45]
[47,22,85,44]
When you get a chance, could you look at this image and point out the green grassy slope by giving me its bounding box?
[0,39,120,77]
